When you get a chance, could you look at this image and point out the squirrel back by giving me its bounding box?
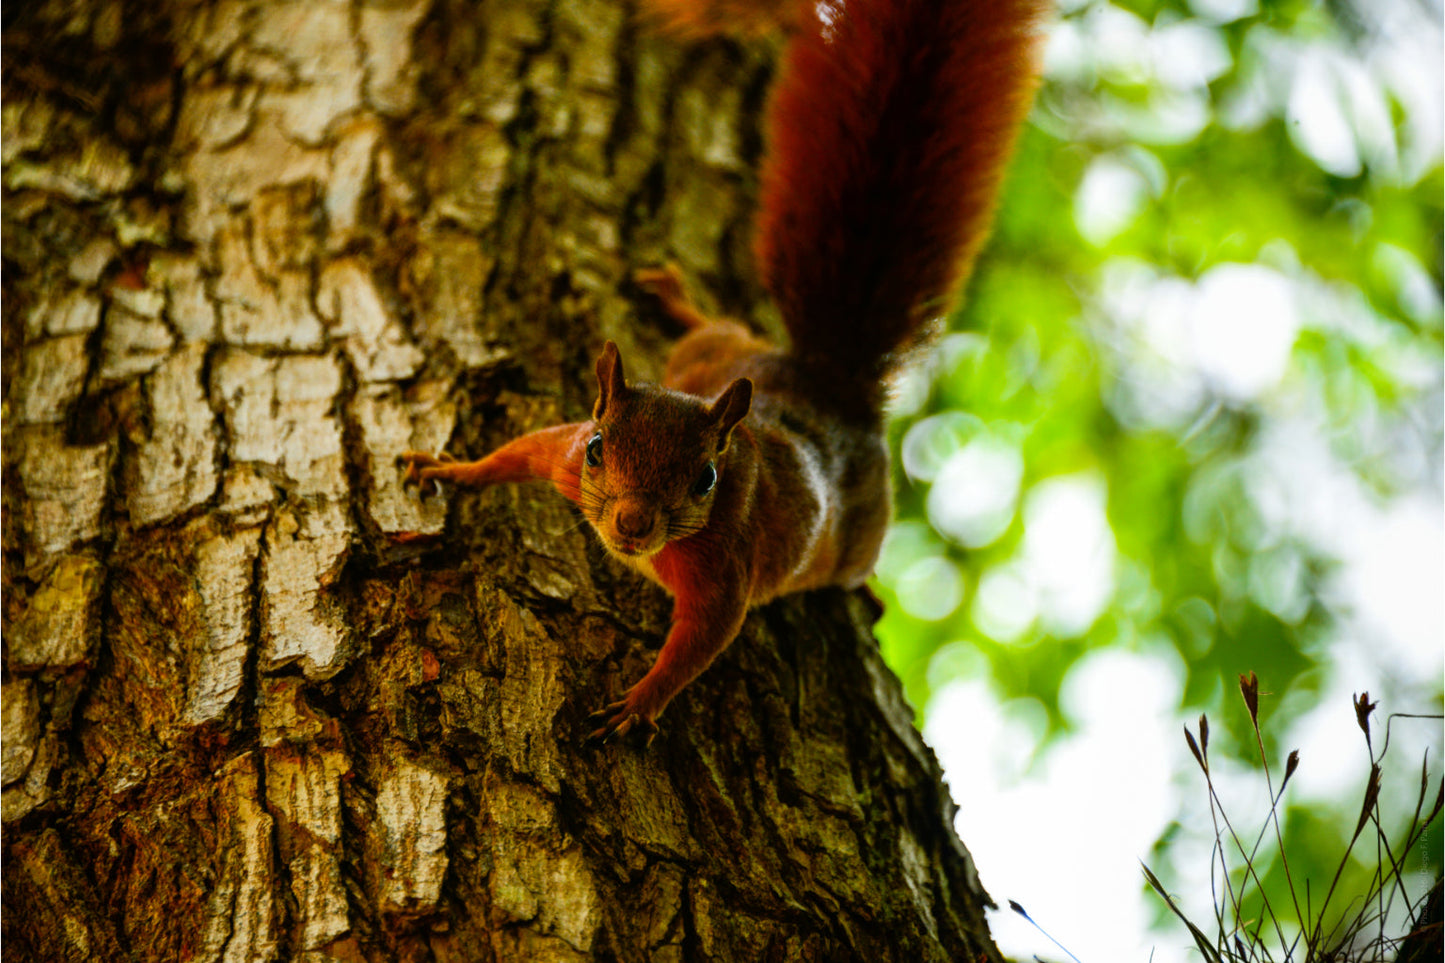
[755,0,1049,406]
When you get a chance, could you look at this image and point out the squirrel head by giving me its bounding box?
[580,341,752,558]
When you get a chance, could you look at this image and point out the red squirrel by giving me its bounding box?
[402,0,1050,743]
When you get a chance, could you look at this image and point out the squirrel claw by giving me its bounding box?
[399,450,455,499]
[586,700,659,747]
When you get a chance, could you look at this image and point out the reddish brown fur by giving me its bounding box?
[758,0,1049,409]
[402,0,1050,742]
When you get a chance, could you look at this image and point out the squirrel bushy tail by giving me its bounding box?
[756,0,1050,391]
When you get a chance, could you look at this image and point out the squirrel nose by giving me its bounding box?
[614,503,656,540]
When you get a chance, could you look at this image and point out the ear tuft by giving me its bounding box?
[709,378,753,453]
[593,341,628,420]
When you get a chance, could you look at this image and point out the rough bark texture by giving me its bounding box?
[1,1,1004,960]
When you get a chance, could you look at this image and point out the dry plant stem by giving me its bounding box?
[1188,720,1248,946]
[1159,693,1442,962]
[1210,839,1231,954]
[1141,863,1225,963]
[1379,712,1445,760]
[1371,767,1445,949]
[1308,732,1441,955]
[1311,765,1383,949]
[1246,680,1307,934]
[1374,713,1445,944]
[1204,767,1289,949]
[1007,901,1084,963]
[1368,807,1400,946]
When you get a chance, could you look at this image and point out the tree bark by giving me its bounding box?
[1,1,1004,960]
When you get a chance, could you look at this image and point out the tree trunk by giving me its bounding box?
[1,1,1003,960]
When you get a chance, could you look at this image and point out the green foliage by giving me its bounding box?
[873,0,1442,950]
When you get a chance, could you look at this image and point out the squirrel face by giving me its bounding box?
[580,342,752,558]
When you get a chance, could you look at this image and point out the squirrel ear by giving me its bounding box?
[593,341,628,420]
[708,378,753,453]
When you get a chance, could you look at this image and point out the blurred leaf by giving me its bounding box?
[872,0,1442,948]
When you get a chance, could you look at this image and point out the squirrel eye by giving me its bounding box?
[585,433,603,467]
[692,462,717,496]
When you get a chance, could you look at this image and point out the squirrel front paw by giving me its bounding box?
[398,450,456,498]
[586,692,661,747]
